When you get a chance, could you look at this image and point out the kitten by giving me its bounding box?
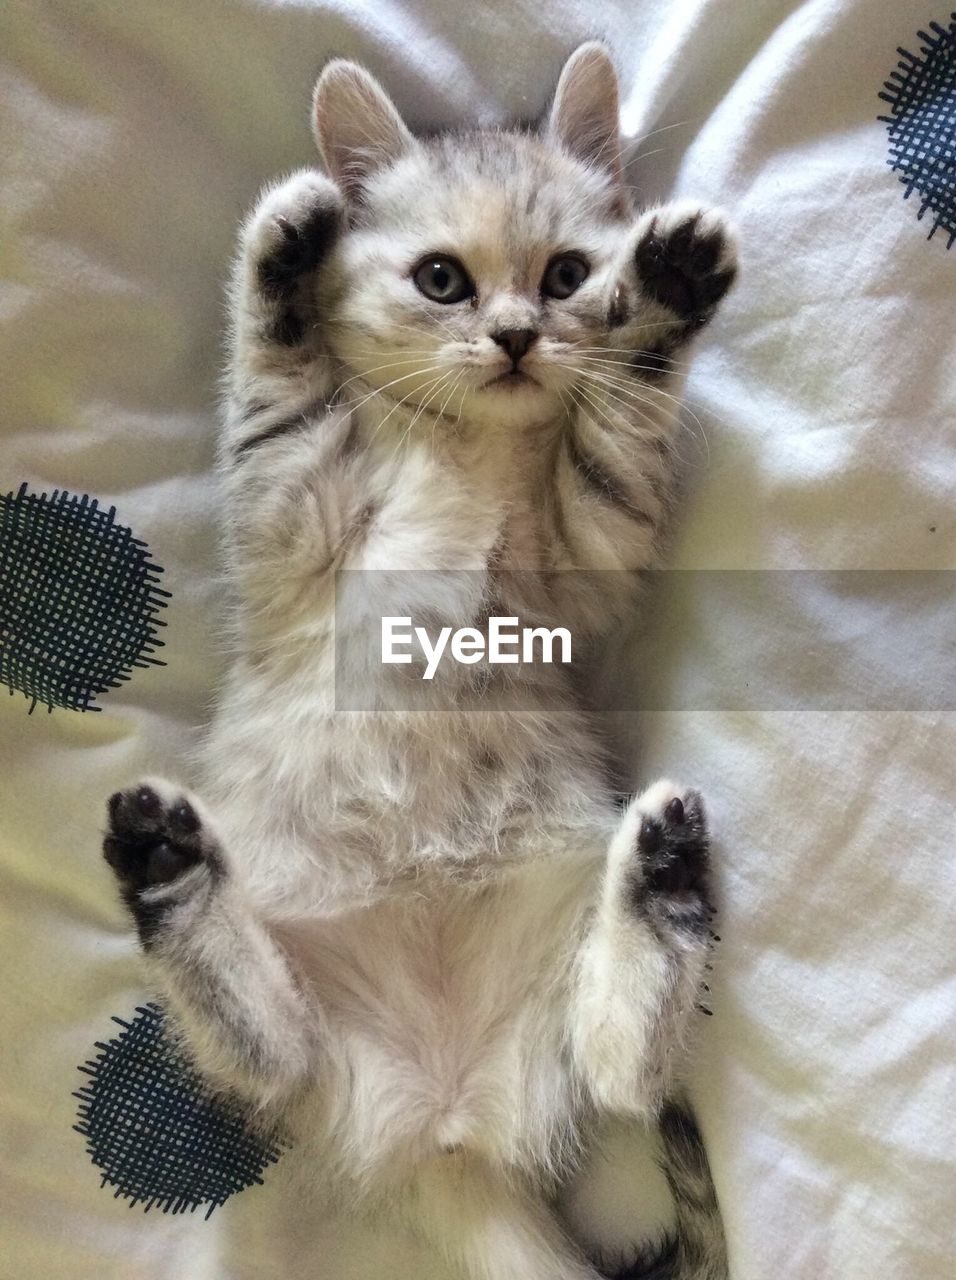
[103,43,736,1280]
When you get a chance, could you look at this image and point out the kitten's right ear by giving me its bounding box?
[312,60,415,200]
[547,43,623,191]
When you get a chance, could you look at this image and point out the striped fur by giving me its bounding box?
[102,44,735,1280]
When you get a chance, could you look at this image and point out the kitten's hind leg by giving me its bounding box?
[571,781,716,1118]
[104,779,315,1104]
[413,1157,603,1280]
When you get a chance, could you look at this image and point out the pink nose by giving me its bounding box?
[492,328,538,365]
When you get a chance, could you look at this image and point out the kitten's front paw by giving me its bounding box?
[246,170,344,290]
[103,780,223,945]
[635,203,737,330]
[242,170,344,344]
[632,779,713,931]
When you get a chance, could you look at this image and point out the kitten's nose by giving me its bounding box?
[492,328,538,366]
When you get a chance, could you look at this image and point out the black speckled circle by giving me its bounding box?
[879,13,956,248]
[0,483,169,712]
[74,1004,284,1218]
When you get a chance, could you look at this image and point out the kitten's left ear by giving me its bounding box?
[547,43,623,192]
[313,60,415,200]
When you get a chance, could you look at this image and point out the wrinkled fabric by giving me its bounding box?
[0,1,953,1277]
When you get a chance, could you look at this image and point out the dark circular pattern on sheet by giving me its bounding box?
[74,1003,284,1217]
[878,13,956,248]
[0,483,169,712]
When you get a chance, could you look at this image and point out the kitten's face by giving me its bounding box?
[325,133,632,427]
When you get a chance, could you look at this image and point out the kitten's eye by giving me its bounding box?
[541,254,589,300]
[413,256,474,304]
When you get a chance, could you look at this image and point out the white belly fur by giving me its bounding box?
[273,851,603,1189]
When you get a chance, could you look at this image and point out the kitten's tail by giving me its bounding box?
[613,1102,728,1280]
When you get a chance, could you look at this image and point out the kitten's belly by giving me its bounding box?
[286,856,597,1176]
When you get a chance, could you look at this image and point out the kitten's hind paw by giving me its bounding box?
[104,780,224,946]
[631,779,713,933]
[635,202,737,330]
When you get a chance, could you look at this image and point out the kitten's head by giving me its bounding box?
[312,45,650,429]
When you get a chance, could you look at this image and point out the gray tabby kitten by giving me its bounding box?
[103,44,736,1280]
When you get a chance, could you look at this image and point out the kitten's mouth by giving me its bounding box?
[484,368,539,390]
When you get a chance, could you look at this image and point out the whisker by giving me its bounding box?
[335,356,447,397]
[427,370,464,455]
[344,347,444,357]
[560,363,670,439]
[569,371,692,467]
[630,146,668,165]
[576,377,695,473]
[569,322,694,346]
[577,374,664,434]
[577,371,711,465]
[392,370,455,460]
[574,361,700,417]
[423,368,462,454]
[372,372,448,452]
[627,119,690,152]
[575,355,694,385]
[575,377,657,439]
[572,351,694,375]
[342,364,448,419]
[578,366,693,416]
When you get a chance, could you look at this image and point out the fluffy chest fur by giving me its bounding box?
[205,396,632,905]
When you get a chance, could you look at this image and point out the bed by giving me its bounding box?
[1,1,954,1275]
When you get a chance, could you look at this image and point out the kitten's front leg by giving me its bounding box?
[103,780,316,1104]
[571,781,716,1117]
[552,206,736,578]
[222,174,376,620]
[225,168,345,456]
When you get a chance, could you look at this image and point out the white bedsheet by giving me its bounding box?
[1,1,954,1277]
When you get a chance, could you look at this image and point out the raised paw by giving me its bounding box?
[634,202,737,330]
[103,780,222,945]
[631,780,713,933]
[243,169,345,344]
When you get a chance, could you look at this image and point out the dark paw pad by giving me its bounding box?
[635,209,736,327]
[638,789,711,903]
[257,205,340,297]
[249,173,344,348]
[103,784,219,944]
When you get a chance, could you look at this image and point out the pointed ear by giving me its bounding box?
[547,43,623,188]
[312,60,415,200]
